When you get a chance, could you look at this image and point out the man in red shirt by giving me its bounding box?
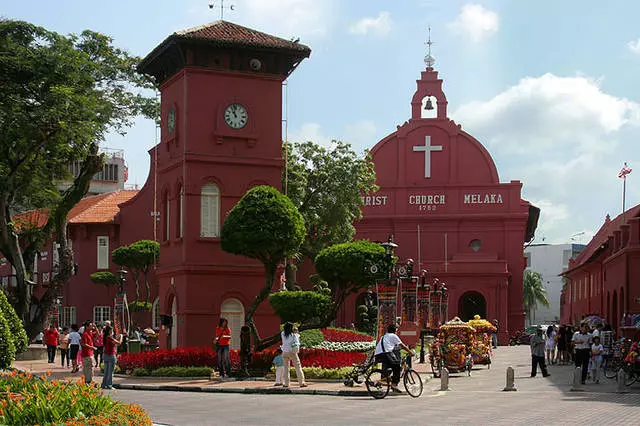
[43,324,59,364]
[81,321,97,384]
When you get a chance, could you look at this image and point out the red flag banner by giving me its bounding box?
[619,162,632,179]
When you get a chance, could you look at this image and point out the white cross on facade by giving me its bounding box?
[413,136,442,178]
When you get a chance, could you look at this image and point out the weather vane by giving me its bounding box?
[209,0,235,20]
[424,26,435,69]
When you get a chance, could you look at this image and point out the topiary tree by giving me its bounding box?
[269,291,331,324]
[112,240,159,302]
[220,185,305,343]
[90,271,118,287]
[0,308,16,369]
[0,290,28,354]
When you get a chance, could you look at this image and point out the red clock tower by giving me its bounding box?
[137,21,310,349]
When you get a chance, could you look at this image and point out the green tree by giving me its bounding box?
[284,141,377,288]
[112,240,159,302]
[220,185,305,343]
[523,270,550,324]
[0,20,157,338]
[0,290,28,354]
[269,291,331,324]
[90,271,118,287]
[0,308,16,369]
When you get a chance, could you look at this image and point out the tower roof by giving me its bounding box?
[138,21,311,83]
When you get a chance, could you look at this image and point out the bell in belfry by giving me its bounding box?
[425,97,434,110]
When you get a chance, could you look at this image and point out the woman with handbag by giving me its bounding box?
[281,322,307,388]
[374,324,415,393]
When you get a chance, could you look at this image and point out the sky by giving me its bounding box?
[3,0,640,246]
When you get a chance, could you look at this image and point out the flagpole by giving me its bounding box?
[623,175,626,224]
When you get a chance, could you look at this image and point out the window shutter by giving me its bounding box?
[201,192,212,237]
[165,196,171,241]
[179,187,184,238]
[200,184,219,237]
[97,236,109,269]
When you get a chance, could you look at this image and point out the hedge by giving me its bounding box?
[0,290,28,354]
[269,291,331,323]
[0,309,16,369]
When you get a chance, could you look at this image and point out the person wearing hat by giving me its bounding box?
[530,326,550,378]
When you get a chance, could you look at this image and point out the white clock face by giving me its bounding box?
[224,103,248,129]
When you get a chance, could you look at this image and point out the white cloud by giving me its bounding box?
[452,73,640,244]
[234,0,335,40]
[343,120,377,150]
[448,4,499,43]
[628,38,640,54]
[349,12,393,36]
[289,122,332,147]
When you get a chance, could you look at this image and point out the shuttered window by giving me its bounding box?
[164,194,171,241]
[97,236,109,269]
[200,184,220,238]
[179,186,184,238]
[62,306,76,328]
[93,306,111,325]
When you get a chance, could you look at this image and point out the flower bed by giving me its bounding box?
[0,371,151,425]
[298,348,367,369]
[321,327,373,343]
[313,341,375,352]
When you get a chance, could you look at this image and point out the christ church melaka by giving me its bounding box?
[0,21,539,349]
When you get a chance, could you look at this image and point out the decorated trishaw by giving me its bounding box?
[429,317,476,377]
[467,315,495,368]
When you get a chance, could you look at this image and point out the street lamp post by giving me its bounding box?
[117,269,127,295]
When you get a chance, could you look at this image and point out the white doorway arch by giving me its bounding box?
[171,297,178,349]
[221,298,244,349]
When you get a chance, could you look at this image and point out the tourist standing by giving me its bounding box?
[530,327,550,377]
[93,325,104,367]
[281,322,307,388]
[491,319,499,348]
[272,348,284,386]
[572,322,592,385]
[215,317,232,378]
[556,325,568,364]
[545,325,557,365]
[59,327,70,368]
[68,324,81,373]
[101,325,122,390]
[590,336,603,384]
[43,324,59,364]
[81,321,97,384]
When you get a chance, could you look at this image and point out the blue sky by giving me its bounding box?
[3,0,640,245]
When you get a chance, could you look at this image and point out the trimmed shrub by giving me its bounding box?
[150,366,213,377]
[269,291,331,324]
[0,371,152,425]
[0,290,28,354]
[321,327,374,342]
[0,309,16,369]
[299,329,324,348]
[286,366,352,380]
[132,368,150,376]
[89,271,118,286]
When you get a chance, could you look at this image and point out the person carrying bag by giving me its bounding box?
[374,324,415,393]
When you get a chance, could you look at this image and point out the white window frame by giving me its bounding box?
[200,183,220,238]
[152,297,160,329]
[62,306,76,328]
[97,236,109,269]
[179,186,184,238]
[93,306,111,325]
[165,195,171,241]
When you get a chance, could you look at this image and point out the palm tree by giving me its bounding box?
[523,270,550,325]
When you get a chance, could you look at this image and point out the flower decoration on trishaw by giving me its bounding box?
[429,317,476,377]
[625,342,640,365]
[467,315,496,367]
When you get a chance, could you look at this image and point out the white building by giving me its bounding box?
[59,148,128,195]
[524,243,585,325]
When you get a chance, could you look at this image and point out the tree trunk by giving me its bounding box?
[284,263,296,291]
[245,263,277,346]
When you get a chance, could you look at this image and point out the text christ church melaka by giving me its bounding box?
[354,54,539,344]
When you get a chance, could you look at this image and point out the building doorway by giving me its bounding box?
[458,291,487,321]
[171,297,178,350]
[221,298,244,349]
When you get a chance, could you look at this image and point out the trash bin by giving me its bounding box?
[128,339,141,354]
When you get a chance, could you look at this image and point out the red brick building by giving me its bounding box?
[2,21,539,348]
[560,207,640,335]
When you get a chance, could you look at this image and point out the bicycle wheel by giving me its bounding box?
[603,358,620,379]
[403,369,423,398]
[365,368,391,399]
[624,368,638,386]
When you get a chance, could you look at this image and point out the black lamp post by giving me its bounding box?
[117,269,127,295]
[380,236,398,280]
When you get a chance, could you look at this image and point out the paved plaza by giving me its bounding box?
[97,345,640,425]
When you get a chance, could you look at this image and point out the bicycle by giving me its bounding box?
[365,353,424,399]
[343,350,376,387]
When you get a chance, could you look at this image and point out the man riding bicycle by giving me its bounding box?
[375,324,415,393]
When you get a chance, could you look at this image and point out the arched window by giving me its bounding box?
[151,297,160,329]
[177,185,184,238]
[221,298,244,349]
[200,183,220,238]
[421,96,437,119]
[163,190,170,241]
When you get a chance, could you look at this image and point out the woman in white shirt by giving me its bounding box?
[280,323,307,388]
[67,324,82,373]
[545,326,557,365]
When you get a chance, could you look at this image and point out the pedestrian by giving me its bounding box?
[272,348,284,386]
[239,325,251,377]
[81,321,97,384]
[68,324,81,373]
[545,325,557,365]
[491,319,499,348]
[101,324,122,390]
[556,325,568,364]
[281,322,307,388]
[43,324,59,364]
[93,324,104,367]
[590,336,603,384]
[566,325,574,363]
[530,326,550,378]
[215,317,232,378]
[34,330,44,344]
[572,322,592,385]
[59,327,70,368]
